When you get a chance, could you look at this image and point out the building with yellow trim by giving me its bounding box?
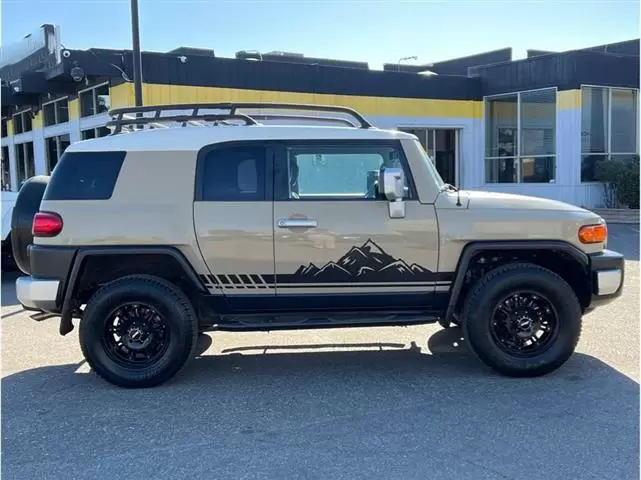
[1,25,639,208]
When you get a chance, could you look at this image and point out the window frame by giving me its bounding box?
[194,140,274,202]
[78,82,110,118]
[14,141,35,186]
[42,97,70,126]
[12,109,33,134]
[1,145,10,191]
[81,126,111,140]
[483,87,558,184]
[45,133,71,173]
[580,84,639,183]
[273,139,418,202]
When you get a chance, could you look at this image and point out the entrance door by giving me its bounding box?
[272,139,441,312]
[399,128,459,186]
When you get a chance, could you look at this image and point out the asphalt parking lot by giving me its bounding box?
[2,224,639,479]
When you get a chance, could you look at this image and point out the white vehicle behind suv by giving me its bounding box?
[2,190,18,270]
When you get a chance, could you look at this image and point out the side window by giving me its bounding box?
[200,145,266,201]
[43,151,126,200]
[281,143,411,200]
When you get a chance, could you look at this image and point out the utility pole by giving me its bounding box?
[130,0,143,107]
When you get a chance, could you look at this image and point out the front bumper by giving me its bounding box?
[588,249,625,309]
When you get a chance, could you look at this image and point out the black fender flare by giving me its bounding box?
[444,240,590,322]
[59,246,208,335]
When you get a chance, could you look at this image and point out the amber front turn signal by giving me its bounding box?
[578,224,607,244]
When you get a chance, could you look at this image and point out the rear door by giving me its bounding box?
[193,141,275,309]
[272,139,441,311]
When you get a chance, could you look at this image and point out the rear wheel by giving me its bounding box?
[79,275,198,388]
[462,263,582,377]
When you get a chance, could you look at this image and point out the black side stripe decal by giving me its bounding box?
[251,274,269,288]
[199,238,457,290]
[200,279,452,289]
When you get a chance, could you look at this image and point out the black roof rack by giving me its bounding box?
[106,102,373,133]
[249,113,359,127]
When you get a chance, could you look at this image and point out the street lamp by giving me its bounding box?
[131,0,143,107]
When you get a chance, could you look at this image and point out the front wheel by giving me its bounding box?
[79,275,198,388]
[462,263,582,377]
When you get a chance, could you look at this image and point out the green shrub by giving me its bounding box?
[595,155,640,209]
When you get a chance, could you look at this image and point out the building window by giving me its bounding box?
[45,134,71,173]
[80,83,110,117]
[81,126,111,140]
[12,110,33,134]
[581,86,639,182]
[1,146,10,191]
[484,88,557,183]
[1,119,7,138]
[15,142,35,187]
[43,98,70,126]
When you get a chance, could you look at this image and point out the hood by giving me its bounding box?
[465,190,588,212]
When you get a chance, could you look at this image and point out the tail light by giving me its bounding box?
[32,211,63,237]
[578,223,607,244]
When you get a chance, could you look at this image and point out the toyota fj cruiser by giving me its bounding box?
[11,103,624,388]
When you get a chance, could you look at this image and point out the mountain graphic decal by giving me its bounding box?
[284,239,437,284]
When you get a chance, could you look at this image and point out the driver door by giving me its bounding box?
[272,139,441,311]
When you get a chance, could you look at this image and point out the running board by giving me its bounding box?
[30,311,59,322]
[213,311,440,331]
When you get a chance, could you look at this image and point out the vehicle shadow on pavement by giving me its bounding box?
[2,327,639,479]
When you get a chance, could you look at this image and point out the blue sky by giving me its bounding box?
[2,0,639,69]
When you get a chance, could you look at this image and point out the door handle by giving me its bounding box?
[277,218,318,228]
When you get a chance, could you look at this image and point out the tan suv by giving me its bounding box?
[11,103,624,388]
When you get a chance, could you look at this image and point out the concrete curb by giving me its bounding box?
[591,208,640,225]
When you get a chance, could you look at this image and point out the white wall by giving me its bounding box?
[0,104,624,209]
[368,102,609,208]
[368,114,482,192]
[476,101,589,205]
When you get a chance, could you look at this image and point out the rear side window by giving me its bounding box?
[199,145,266,201]
[43,151,126,200]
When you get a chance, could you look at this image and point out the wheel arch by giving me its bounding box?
[445,240,591,322]
[60,246,209,335]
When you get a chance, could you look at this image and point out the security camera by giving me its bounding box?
[70,65,85,82]
[178,56,188,64]
[62,49,72,58]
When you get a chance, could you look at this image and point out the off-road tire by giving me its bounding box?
[10,175,50,274]
[79,275,198,388]
[462,262,582,377]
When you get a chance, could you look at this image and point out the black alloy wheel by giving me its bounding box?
[489,291,559,358]
[102,302,171,368]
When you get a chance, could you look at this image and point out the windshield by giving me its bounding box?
[411,139,446,190]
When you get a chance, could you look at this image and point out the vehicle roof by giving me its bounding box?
[67,125,416,152]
